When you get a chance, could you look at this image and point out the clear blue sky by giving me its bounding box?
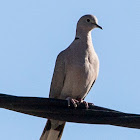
[0,0,140,140]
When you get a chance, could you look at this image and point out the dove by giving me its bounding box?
[40,14,102,140]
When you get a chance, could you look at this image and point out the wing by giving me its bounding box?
[49,51,65,99]
[83,80,96,100]
[88,80,96,93]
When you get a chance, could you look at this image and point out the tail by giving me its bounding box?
[40,119,66,140]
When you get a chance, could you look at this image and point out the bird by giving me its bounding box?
[40,14,102,140]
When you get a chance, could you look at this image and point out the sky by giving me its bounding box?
[0,0,140,140]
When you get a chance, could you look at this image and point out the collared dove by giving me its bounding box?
[40,14,102,140]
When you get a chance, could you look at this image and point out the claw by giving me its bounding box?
[82,101,89,109]
[77,98,89,109]
[66,97,89,109]
[66,97,79,108]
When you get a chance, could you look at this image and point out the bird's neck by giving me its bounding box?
[75,28,93,45]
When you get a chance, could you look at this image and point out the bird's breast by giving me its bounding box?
[60,52,99,99]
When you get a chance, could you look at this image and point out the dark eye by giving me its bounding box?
[87,19,90,22]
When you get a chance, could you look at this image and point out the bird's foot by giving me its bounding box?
[66,97,79,108]
[66,97,89,109]
[77,98,89,109]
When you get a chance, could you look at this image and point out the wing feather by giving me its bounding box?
[49,51,65,99]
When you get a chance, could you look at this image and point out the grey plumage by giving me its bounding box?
[40,14,101,140]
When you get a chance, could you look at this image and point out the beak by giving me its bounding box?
[95,23,103,30]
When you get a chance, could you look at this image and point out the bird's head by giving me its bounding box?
[77,14,102,31]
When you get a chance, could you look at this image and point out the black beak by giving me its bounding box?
[95,23,103,30]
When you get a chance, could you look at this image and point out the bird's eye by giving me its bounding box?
[87,19,90,22]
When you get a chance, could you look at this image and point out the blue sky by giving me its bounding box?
[0,0,140,140]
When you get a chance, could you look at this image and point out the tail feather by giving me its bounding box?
[40,120,66,140]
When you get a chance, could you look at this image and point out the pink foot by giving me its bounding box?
[66,97,89,109]
[77,98,89,109]
[66,97,79,108]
